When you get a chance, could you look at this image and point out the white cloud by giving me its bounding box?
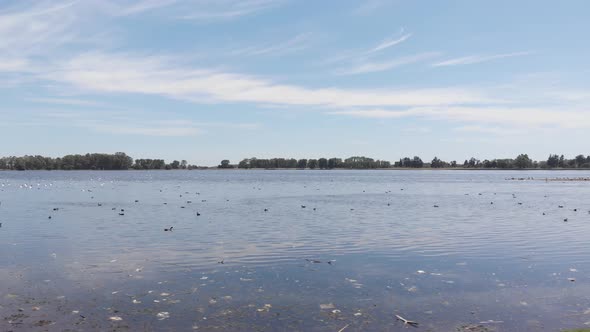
[0,58,29,72]
[432,52,530,67]
[351,0,391,15]
[31,112,262,137]
[0,1,80,56]
[230,33,311,56]
[321,30,412,66]
[453,125,520,136]
[330,106,590,129]
[26,97,103,107]
[38,52,488,108]
[91,123,201,136]
[177,0,286,21]
[336,52,439,75]
[369,33,412,54]
[82,119,261,136]
[115,0,179,16]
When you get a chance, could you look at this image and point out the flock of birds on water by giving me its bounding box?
[1,182,588,235]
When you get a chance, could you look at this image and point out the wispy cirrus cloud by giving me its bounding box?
[33,112,262,137]
[38,52,488,108]
[0,58,29,72]
[351,0,392,15]
[326,29,420,74]
[330,106,590,129]
[453,125,521,136]
[230,33,311,57]
[368,33,412,54]
[91,123,201,137]
[114,0,179,16]
[323,29,412,65]
[177,0,286,21]
[336,52,439,75]
[432,52,531,67]
[0,1,81,56]
[76,118,262,137]
[25,97,103,107]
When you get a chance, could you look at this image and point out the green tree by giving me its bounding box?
[575,154,586,168]
[218,160,232,168]
[514,154,532,169]
[558,155,565,168]
[297,159,307,169]
[411,156,423,168]
[238,159,250,169]
[547,154,559,168]
[328,158,343,169]
[431,157,445,168]
[308,159,318,169]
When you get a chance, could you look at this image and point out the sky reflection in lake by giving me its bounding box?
[1,170,590,331]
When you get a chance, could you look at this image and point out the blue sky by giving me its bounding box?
[1,0,589,166]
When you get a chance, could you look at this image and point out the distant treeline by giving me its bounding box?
[0,153,199,170]
[231,156,391,169]
[2,153,590,171]
[228,154,590,170]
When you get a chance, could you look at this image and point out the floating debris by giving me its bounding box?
[395,314,418,327]
[257,304,272,312]
[320,303,335,310]
[337,324,350,332]
[156,312,170,320]
[109,316,123,321]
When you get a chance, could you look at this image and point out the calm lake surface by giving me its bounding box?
[1,170,590,331]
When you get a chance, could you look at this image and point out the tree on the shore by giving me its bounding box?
[308,159,318,169]
[514,154,533,169]
[3,153,590,171]
[218,160,232,168]
[546,154,559,168]
[431,157,446,168]
[575,154,587,168]
[297,159,307,169]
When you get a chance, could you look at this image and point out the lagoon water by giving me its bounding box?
[1,170,590,331]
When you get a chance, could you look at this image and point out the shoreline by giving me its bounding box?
[3,168,590,172]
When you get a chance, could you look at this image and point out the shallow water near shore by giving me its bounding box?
[2,170,590,331]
